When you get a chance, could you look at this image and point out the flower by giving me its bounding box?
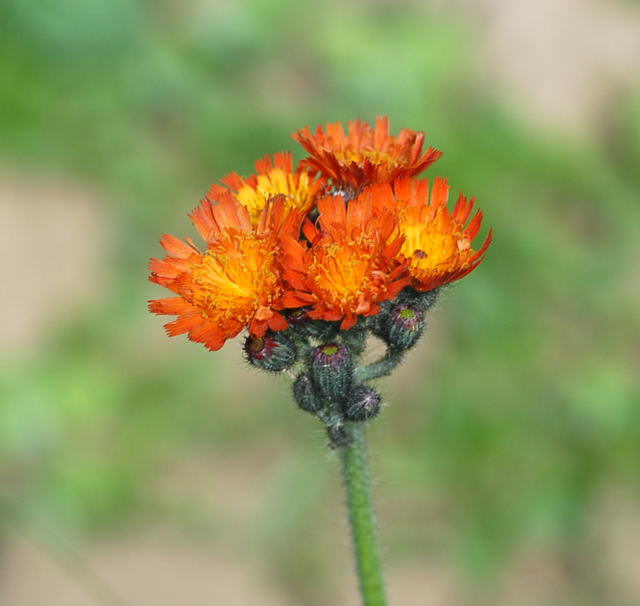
[206,152,324,225]
[281,193,408,330]
[148,193,301,351]
[149,119,492,357]
[293,116,442,190]
[385,176,492,291]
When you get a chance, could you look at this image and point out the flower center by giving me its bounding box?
[321,344,339,356]
[400,213,472,276]
[189,235,280,320]
[307,237,390,313]
[334,148,398,168]
[399,308,416,320]
[236,168,314,222]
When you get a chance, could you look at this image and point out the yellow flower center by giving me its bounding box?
[334,148,398,168]
[308,239,387,312]
[236,168,315,223]
[189,235,280,321]
[399,210,472,278]
[321,344,339,356]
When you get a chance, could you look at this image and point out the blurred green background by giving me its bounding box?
[1,1,639,605]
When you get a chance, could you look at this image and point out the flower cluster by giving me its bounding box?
[149,117,491,444]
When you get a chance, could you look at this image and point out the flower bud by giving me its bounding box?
[244,332,297,372]
[293,373,322,413]
[344,385,381,422]
[388,304,425,351]
[310,342,354,401]
[374,304,424,351]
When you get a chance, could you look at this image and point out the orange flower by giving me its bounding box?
[379,177,492,291]
[293,116,442,190]
[206,152,324,225]
[149,193,301,351]
[281,194,409,330]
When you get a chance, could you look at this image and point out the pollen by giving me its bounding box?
[189,235,280,322]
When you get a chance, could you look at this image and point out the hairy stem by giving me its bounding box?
[340,423,387,606]
[355,348,405,382]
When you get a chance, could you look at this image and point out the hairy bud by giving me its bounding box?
[310,342,354,401]
[244,332,297,372]
[344,385,381,421]
[382,304,425,351]
[293,373,322,413]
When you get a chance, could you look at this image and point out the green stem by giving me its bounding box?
[340,423,387,606]
[355,348,405,382]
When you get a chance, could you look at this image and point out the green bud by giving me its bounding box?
[310,342,354,401]
[382,304,425,351]
[344,385,381,421]
[244,332,297,372]
[293,373,323,413]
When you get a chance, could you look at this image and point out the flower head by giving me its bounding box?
[281,193,408,330]
[149,193,301,351]
[385,177,492,291]
[293,116,442,190]
[207,152,324,225]
[149,118,492,362]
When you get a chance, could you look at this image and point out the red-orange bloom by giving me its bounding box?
[293,116,442,190]
[281,194,409,330]
[374,177,492,292]
[149,194,302,351]
[206,152,324,225]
